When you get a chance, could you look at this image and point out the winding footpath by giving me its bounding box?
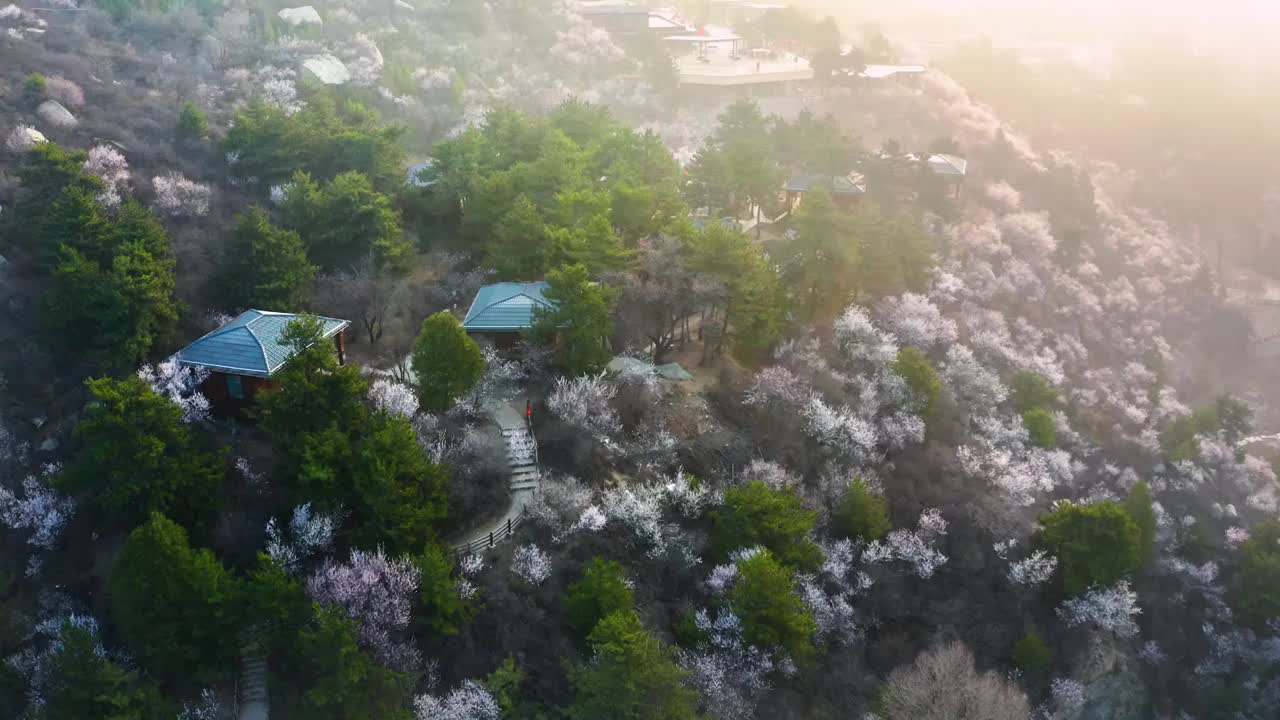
[451,399,542,555]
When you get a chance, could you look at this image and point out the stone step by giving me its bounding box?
[511,480,540,491]
[511,474,540,485]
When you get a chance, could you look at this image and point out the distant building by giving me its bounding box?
[783,172,867,212]
[707,0,790,24]
[925,153,967,198]
[575,0,651,33]
[672,42,814,100]
[406,160,436,188]
[462,282,556,347]
[857,64,927,80]
[926,153,968,178]
[176,310,349,415]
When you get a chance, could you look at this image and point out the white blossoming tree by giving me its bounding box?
[1057,581,1141,638]
[306,548,421,670]
[152,172,212,218]
[511,544,552,585]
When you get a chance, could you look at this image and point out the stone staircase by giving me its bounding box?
[503,425,540,491]
[237,637,269,720]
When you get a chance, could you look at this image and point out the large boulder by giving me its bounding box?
[302,55,350,85]
[37,100,77,129]
[197,34,225,69]
[277,6,321,26]
[5,124,46,153]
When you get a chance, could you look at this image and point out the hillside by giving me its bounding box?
[3,2,1280,720]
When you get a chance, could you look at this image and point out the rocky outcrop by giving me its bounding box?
[277,6,321,27]
[302,55,350,85]
[197,34,224,70]
[36,101,76,129]
[5,124,46,153]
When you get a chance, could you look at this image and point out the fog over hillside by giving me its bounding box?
[2,2,1280,719]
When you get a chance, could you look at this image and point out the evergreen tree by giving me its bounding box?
[832,478,891,542]
[713,481,821,572]
[1036,501,1141,594]
[219,207,316,310]
[411,312,485,413]
[731,550,817,659]
[261,318,448,553]
[280,171,409,271]
[258,316,370,451]
[1022,407,1057,449]
[58,376,223,531]
[567,558,635,639]
[1010,371,1058,414]
[894,347,943,423]
[1239,519,1280,628]
[348,412,450,555]
[569,610,699,720]
[280,605,414,720]
[43,201,179,371]
[488,194,551,280]
[785,186,856,323]
[1123,481,1156,567]
[414,543,477,638]
[239,555,313,656]
[111,513,238,683]
[224,95,406,191]
[1011,632,1051,678]
[533,263,618,375]
[175,100,209,144]
[41,622,170,720]
[12,143,100,232]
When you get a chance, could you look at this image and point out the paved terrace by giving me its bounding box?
[676,53,814,86]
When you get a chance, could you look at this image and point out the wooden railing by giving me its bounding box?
[452,507,528,557]
[450,406,542,558]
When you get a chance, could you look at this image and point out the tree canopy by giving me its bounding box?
[15,146,180,372]
[784,186,857,323]
[1036,501,1141,595]
[110,513,238,684]
[730,549,817,659]
[567,557,635,639]
[713,481,821,572]
[278,604,414,720]
[1123,481,1157,567]
[41,622,170,720]
[569,610,700,720]
[58,376,223,531]
[412,311,485,412]
[894,347,943,425]
[280,170,410,271]
[832,478,891,542]
[1238,519,1280,628]
[533,263,618,375]
[259,317,448,553]
[418,102,684,276]
[219,206,317,310]
[223,95,406,192]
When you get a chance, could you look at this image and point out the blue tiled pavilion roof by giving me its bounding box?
[462,282,555,332]
[176,310,349,378]
[784,173,867,195]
